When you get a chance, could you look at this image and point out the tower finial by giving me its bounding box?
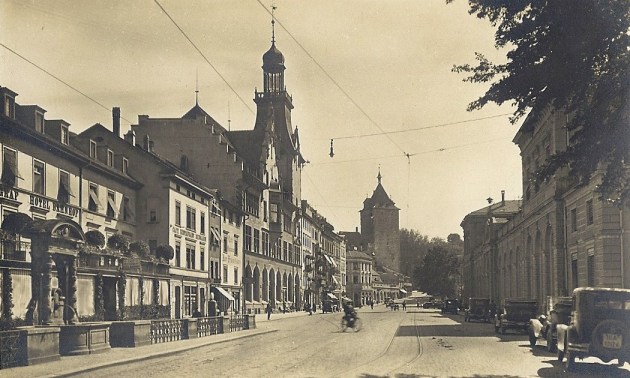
[195,68,199,106]
[377,166,382,183]
[271,4,277,44]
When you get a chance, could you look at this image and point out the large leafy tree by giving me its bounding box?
[414,246,460,298]
[452,0,630,204]
[399,229,431,277]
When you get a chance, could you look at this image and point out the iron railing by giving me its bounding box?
[150,319,184,344]
[197,316,222,337]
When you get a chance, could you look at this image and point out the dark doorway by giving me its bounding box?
[175,286,181,319]
[102,276,118,321]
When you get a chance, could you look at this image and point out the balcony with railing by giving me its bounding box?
[0,240,29,262]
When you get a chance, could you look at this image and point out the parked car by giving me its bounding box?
[557,287,630,370]
[465,298,491,322]
[495,299,538,334]
[432,300,444,309]
[322,300,333,313]
[422,301,434,309]
[441,299,459,315]
[528,296,572,352]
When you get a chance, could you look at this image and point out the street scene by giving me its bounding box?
[7,304,630,377]
[1,0,629,377]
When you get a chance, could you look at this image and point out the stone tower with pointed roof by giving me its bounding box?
[360,170,400,272]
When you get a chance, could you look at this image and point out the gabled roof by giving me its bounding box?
[227,129,264,165]
[182,104,212,120]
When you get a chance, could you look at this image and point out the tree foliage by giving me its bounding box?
[414,245,460,298]
[107,233,130,254]
[85,230,106,248]
[452,0,630,204]
[155,244,174,261]
[399,229,431,277]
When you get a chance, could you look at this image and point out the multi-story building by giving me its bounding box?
[0,86,172,323]
[131,27,305,313]
[346,250,373,305]
[461,105,630,312]
[75,122,219,319]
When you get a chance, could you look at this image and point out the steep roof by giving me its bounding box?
[226,129,264,165]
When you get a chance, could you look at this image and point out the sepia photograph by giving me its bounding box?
[0,0,628,377]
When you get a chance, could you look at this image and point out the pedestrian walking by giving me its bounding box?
[266,303,272,320]
[402,300,407,311]
[370,300,374,310]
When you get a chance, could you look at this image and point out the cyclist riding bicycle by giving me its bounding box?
[343,301,357,327]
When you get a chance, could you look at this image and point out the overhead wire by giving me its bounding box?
[332,113,513,140]
[255,0,408,157]
[308,137,508,166]
[0,42,134,124]
[153,0,254,115]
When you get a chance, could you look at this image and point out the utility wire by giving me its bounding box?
[256,0,407,156]
[333,113,513,140]
[309,137,508,165]
[153,0,254,115]
[0,42,134,124]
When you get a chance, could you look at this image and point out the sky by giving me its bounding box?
[0,0,524,239]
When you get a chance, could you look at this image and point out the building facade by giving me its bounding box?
[461,106,630,313]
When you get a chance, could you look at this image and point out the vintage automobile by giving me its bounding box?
[557,287,630,370]
[495,298,538,334]
[528,296,572,352]
[441,299,459,315]
[465,297,491,322]
[322,299,333,313]
[422,301,434,309]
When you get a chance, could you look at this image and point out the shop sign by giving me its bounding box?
[0,186,19,201]
[30,194,79,218]
[170,224,206,241]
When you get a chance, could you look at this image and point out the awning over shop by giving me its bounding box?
[213,286,235,301]
[326,292,337,300]
[399,289,408,294]
[210,227,221,245]
[332,276,340,286]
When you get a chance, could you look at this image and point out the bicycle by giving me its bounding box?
[341,315,362,332]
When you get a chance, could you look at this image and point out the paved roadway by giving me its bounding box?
[71,306,630,378]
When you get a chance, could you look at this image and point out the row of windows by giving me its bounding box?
[89,140,129,174]
[2,146,132,221]
[569,199,594,232]
[174,242,206,271]
[174,201,205,233]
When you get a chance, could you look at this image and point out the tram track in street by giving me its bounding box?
[332,311,412,377]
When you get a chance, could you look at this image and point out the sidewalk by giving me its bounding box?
[3,326,275,378]
[3,311,318,377]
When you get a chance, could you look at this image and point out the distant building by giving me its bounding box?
[360,170,400,272]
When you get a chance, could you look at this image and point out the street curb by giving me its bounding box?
[48,329,277,378]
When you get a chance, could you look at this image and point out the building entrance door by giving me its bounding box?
[175,286,181,319]
[102,276,118,321]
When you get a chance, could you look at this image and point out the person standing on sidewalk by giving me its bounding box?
[266,303,272,320]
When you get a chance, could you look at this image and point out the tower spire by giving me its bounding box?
[271,5,277,44]
[377,166,382,184]
[195,68,199,106]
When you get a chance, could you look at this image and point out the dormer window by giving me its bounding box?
[3,94,15,118]
[107,149,114,167]
[35,112,44,133]
[60,125,69,145]
[122,157,128,174]
[90,140,97,159]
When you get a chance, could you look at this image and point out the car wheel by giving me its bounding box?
[528,329,537,348]
[546,330,556,353]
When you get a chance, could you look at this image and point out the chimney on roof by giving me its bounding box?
[501,190,505,205]
[124,129,136,146]
[112,107,120,137]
